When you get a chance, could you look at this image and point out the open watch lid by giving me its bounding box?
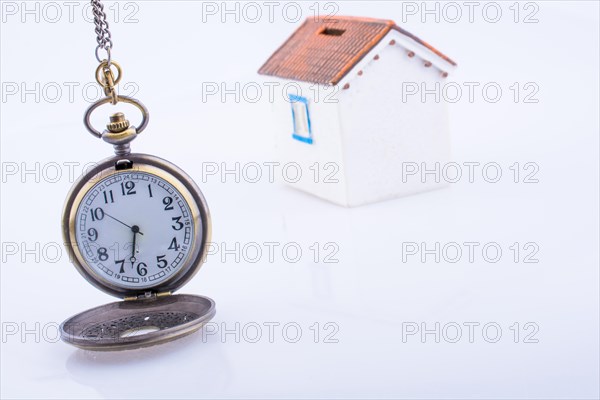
[60,294,215,351]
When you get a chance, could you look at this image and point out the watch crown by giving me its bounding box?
[107,112,130,133]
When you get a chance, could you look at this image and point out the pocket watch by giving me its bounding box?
[59,0,215,351]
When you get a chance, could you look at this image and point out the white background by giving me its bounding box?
[1,1,599,399]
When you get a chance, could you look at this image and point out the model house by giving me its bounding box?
[258,16,456,206]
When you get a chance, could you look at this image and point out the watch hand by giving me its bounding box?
[130,225,141,262]
[104,212,144,235]
[131,232,137,262]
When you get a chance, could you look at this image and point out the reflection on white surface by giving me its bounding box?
[65,333,230,398]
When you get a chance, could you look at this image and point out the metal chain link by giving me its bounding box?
[83,0,150,139]
[91,0,113,65]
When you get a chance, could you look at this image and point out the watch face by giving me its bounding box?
[73,170,198,289]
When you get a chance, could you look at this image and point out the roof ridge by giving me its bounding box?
[258,16,456,85]
[318,15,395,26]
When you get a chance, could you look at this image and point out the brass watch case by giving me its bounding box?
[60,153,215,351]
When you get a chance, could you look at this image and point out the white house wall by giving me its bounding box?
[337,30,452,206]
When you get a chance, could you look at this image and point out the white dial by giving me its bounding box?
[74,170,196,289]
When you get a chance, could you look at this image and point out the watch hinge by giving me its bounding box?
[124,291,172,301]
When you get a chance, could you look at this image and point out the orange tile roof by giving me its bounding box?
[258,16,456,85]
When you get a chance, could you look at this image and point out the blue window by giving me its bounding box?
[289,94,313,144]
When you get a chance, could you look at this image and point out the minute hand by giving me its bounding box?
[104,212,144,235]
[131,231,138,261]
